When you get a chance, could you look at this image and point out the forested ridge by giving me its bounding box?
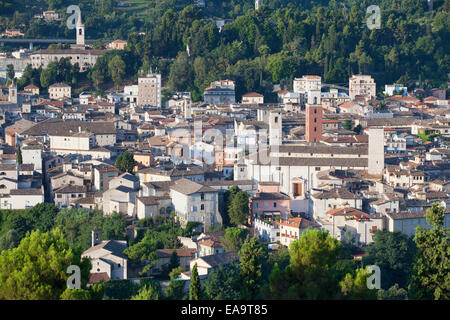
[1,0,449,101]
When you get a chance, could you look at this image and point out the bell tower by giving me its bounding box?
[8,81,17,104]
[269,110,282,146]
[76,13,85,46]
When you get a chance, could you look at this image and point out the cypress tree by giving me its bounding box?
[16,145,22,165]
[189,263,202,300]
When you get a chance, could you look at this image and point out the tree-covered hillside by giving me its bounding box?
[2,0,449,102]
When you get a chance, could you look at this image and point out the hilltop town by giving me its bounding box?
[0,0,448,302]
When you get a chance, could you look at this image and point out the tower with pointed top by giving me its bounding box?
[76,13,85,46]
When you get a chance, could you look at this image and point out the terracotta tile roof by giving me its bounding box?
[88,272,110,284]
[279,217,320,229]
[156,248,196,258]
[49,82,70,88]
[252,192,290,201]
[198,238,222,248]
[326,207,371,221]
[242,92,263,97]
[21,119,116,136]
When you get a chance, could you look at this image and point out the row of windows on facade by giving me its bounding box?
[191,204,214,211]
[56,193,84,198]
[254,201,288,209]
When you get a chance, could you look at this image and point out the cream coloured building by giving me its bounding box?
[30,49,105,72]
[242,92,264,104]
[349,75,376,100]
[107,40,128,50]
[49,83,71,100]
[138,73,161,108]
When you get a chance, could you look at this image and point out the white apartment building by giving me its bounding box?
[82,230,128,282]
[384,84,407,96]
[254,219,280,243]
[170,178,222,231]
[279,217,320,247]
[293,75,321,104]
[30,49,104,72]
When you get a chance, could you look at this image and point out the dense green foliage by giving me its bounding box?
[339,267,378,300]
[124,215,185,276]
[238,236,267,299]
[189,263,202,300]
[363,230,417,290]
[103,279,140,300]
[222,226,249,252]
[228,190,250,226]
[131,280,162,300]
[0,228,91,300]
[54,208,127,252]
[115,151,136,173]
[409,203,449,300]
[377,283,408,300]
[203,264,241,300]
[164,279,187,300]
[0,205,126,253]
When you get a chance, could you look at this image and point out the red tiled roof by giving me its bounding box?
[88,272,110,284]
[326,207,370,221]
[242,92,263,97]
[156,248,197,258]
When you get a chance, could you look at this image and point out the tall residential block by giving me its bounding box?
[349,75,376,100]
[293,75,321,105]
[138,73,161,108]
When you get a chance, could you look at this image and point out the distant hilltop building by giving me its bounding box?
[30,48,105,72]
[30,14,105,72]
[194,0,205,7]
[0,29,24,38]
[107,40,128,50]
[204,79,236,105]
[384,84,407,96]
[34,10,62,21]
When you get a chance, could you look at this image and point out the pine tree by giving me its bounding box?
[189,263,202,300]
[16,145,22,165]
